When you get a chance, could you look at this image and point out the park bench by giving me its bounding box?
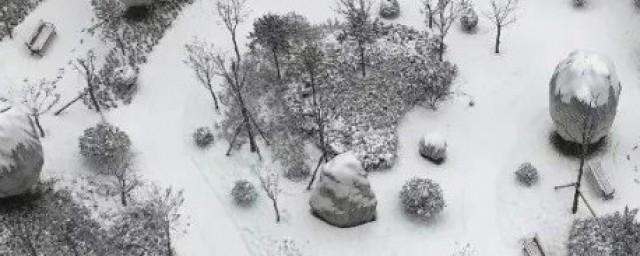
[26,21,56,57]
[522,235,546,256]
[587,161,615,200]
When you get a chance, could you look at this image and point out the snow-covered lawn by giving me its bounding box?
[1,0,640,255]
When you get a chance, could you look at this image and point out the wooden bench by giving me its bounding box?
[26,21,56,57]
[523,235,546,256]
[587,161,615,200]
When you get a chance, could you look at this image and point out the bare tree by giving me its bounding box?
[100,154,143,207]
[17,75,62,137]
[422,0,436,29]
[216,0,267,158]
[259,167,282,222]
[334,0,377,77]
[55,51,102,115]
[184,40,220,110]
[149,186,185,256]
[485,0,518,54]
[554,94,605,215]
[432,0,465,61]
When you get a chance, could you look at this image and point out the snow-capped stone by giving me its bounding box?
[419,133,447,162]
[379,0,400,19]
[549,51,621,144]
[0,103,44,198]
[309,152,377,228]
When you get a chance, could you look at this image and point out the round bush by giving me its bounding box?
[79,123,131,166]
[284,161,310,182]
[515,162,539,186]
[460,7,478,32]
[379,0,400,19]
[231,180,257,207]
[400,177,445,219]
[193,127,214,148]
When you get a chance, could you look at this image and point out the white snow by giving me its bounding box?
[2,0,640,255]
[421,132,447,149]
[552,50,621,106]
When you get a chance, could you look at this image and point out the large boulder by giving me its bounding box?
[549,51,621,144]
[0,103,44,198]
[309,152,377,228]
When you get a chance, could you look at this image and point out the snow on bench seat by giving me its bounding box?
[587,161,615,200]
[522,235,546,256]
[26,21,56,56]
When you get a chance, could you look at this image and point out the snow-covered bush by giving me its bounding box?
[79,122,131,167]
[515,162,539,186]
[193,127,214,148]
[567,207,640,256]
[400,177,445,219]
[573,0,587,7]
[284,161,310,182]
[419,133,447,162]
[231,180,258,207]
[379,0,400,19]
[99,52,139,106]
[460,5,479,32]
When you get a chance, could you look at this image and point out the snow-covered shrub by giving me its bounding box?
[231,180,258,207]
[460,5,479,32]
[79,122,131,167]
[284,161,310,182]
[400,177,445,219]
[100,52,139,106]
[568,207,640,255]
[573,0,587,7]
[193,127,214,148]
[515,162,539,186]
[379,0,400,19]
[419,133,447,162]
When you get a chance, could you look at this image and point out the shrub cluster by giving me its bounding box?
[568,207,640,255]
[193,127,214,148]
[79,122,131,167]
[515,162,539,186]
[400,177,445,219]
[231,180,258,207]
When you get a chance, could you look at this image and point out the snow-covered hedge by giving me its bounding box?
[515,162,539,186]
[79,122,131,167]
[193,126,214,148]
[400,177,445,219]
[231,180,258,207]
[567,207,640,255]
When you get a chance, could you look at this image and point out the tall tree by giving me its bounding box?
[431,0,465,61]
[335,0,377,77]
[216,0,267,158]
[249,13,290,80]
[259,166,282,222]
[185,40,221,110]
[17,75,62,137]
[486,0,519,54]
[422,0,436,29]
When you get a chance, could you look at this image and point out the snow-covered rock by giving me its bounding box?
[309,152,377,228]
[419,133,447,162]
[379,0,400,19]
[549,51,621,144]
[0,103,44,198]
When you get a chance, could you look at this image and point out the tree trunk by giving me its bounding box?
[88,83,101,113]
[165,224,173,256]
[359,42,366,77]
[244,114,258,153]
[495,25,502,54]
[208,86,219,110]
[273,47,281,80]
[120,190,127,206]
[439,35,445,61]
[571,142,587,214]
[231,31,242,64]
[306,154,325,190]
[428,9,433,28]
[33,114,45,137]
[54,91,87,116]
[272,197,281,222]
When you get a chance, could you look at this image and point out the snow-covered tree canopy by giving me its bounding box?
[0,103,43,198]
[549,50,621,144]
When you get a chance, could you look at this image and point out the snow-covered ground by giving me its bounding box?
[1,0,640,255]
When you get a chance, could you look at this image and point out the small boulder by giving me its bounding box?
[309,152,377,228]
[419,133,447,163]
[0,103,44,198]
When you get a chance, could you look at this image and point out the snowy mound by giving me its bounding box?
[309,152,377,228]
[0,103,44,198]
[419,133,447,162]
[549,51,621,144]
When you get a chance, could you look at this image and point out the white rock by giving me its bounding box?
[549,51,621,144]
[419,133,447,162]
[309,152,377,228]
[0,103,43,198]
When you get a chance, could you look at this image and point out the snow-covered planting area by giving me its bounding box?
[1,0,640,255]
